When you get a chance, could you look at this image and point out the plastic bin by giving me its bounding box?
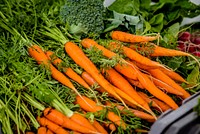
[149,91,200,134]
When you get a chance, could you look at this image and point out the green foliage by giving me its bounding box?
[60,0,105,37]
[107,0,200,33]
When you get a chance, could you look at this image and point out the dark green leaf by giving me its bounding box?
[139,0,151,10]
[187,66,199,85]
[149,13,164,25]
[108,0,140,15]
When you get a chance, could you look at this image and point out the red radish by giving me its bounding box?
[193,37,200,45]
[177,41,187,51]
[187,43,200,53]
[178,32,191,42]
[192,51,200,57]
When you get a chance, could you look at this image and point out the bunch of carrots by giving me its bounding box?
[27,29,199,133]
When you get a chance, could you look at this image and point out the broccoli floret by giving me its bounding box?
[60,0,105,37]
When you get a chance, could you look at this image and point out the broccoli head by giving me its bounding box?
[60,0,105,37]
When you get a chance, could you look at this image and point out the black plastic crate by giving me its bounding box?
[149,91,200,134]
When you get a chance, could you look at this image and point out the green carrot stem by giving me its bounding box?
[22,92,45,111]
[51,99,74,117]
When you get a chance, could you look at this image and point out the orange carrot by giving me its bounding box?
[81,38,137,80]
[137,92,159,108]
[137,92,162,112]
[150,45,194,57]
[148,75,183,96]
[108,42,163,68]
[43,108,98,134]
[46,129,54,134]
[64,41,127,107]
[75,95,127,129]
[151,76,183,96]
[81,71,138,110]
[128,61,179,110]
[159,68,187,83]
[70,113,98,132]
[28,45,85,104]
[46,51,90,89]
[106,102,155,122]
[102,68,151,112]
[135,129,149,133]
[149,45,200,67]
[132,61,185,95]
[111,31,158,43]
[37,127,54,134]
[147,69,190,99]
[37,127,47,134]
[103,123,116,132]
[151,98,171,112]
[37,117,69,134]
[92,120,108,134]
[126,78,145,89]
[81,71,106,93]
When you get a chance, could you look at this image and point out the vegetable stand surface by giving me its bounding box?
[0,0,200,134]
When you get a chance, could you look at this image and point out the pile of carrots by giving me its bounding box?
[28,30,198,133]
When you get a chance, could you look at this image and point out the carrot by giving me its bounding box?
[75,95,127,129]
[64,41,127,108]
[81,65,156,118]
[43,108,99,134]
[128,61,179,110]
[137,92,162,112]
[37,127,54,134]
[114,63,138,80]
[28,45,86,105]
[81,71,106,93]
[150,76,183,96]
[129,43,200,69]
[132,61,185,95]
[111,86,157,119]
[70,113,98,132]
[37,127,47,134]
[46,51,99,103]
[151,98,171,112]
[81,38,138,80]
[92,120,108,134]
[126,78,145,89]
[37,117,69,134]
[159,67,187,83]
[147,68,190,99]
[46,129,54,134]
[151,45,195,57]
[102,68,151,112]
[106,102,155,122]
[81,71,138,110]
[103,123,116,132]
[108,42,163,68]
[111,31,158,43]
[135,129,149,133]
[45,51,90,89]
[149,45,200,67]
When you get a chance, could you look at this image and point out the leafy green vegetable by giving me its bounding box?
[104,11,143,33]
[107,0,200,33]
[187,66,199,85]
